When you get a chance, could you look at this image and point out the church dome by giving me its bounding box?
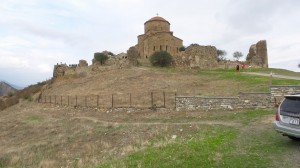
[145,16,170,25]
[144,16,171,33]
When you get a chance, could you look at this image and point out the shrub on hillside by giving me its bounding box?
[179,46,186,52]
[149,51,173,67]
[94,52,109,65]
[107,51,115,56]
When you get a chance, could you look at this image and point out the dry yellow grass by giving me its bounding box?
[40,66,243,108]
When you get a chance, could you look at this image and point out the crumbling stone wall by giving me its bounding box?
[105,56,129,68]
[246,40,268,68]
[78,60,88,67]
[53,64,69,78]
[174,44,218,69]
[127,46,140,66]
[53,60,89,78]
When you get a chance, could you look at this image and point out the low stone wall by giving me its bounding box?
[176,92,272,111]
[270,85,300,102]
[176,96,238,111]
[238,92,272,109]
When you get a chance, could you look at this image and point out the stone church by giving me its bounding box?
[137,16,183,58]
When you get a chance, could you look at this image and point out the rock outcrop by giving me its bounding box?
[0,81,17,96]
[246,40,268,68]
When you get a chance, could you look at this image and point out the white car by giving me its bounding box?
[273,94,300,140]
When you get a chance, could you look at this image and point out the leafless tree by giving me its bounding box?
[233,51,243,61]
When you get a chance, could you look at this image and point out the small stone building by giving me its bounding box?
[137,16,183,58]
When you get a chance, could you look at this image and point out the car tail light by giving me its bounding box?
[275,108,279,121]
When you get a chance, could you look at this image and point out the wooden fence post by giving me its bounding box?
[151,92,153,107]
[130,93,132,107]
[50,96,51,104]
[163,92,166,108]
[97,95,99,107]
[61,96,62,105]
[85,96,87,107]
[75,96,77,107]
[112,94,114,108]
[44,96,46,103]
[68,96,69,106]
[55,95,56,105]
[175,92,177,109]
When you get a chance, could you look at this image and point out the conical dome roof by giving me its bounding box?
[145,16,170,25]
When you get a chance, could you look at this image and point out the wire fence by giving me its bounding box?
[38,92,177,109]
[38,84,270,109]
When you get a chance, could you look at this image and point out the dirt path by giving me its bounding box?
[244,72,300,80]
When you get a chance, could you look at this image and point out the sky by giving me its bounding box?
[1,0,300,87]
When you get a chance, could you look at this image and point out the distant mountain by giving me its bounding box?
[0,81,18,96]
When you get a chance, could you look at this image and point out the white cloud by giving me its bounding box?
[0,0,300,86]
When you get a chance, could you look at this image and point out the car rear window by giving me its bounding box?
[280,97,300,113]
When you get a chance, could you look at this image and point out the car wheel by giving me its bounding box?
[288,136,300,141]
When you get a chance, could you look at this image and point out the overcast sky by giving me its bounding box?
[1,0,299,87]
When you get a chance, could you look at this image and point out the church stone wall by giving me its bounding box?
[145,20,170,33]
[137,16,183,59]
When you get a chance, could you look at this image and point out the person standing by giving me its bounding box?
[236,64,240,72]
[242,63,246,71]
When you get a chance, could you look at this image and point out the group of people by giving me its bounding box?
[236,63,246,72]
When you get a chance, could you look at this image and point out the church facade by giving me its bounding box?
[137,16,183,58]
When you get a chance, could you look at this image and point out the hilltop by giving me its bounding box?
[44,66,300,97]
[0,81,18,96]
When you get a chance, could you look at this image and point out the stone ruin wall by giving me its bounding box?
[53,52,132,79]
[173,44,218,69]
[52,40,269,79]
[53,60,89,79]
[246,40,268,68]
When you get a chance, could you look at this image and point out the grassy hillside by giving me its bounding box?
[43,66,299,97]
[0,66,299,167]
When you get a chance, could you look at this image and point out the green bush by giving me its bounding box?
[94,52,109,65]
[107,51,115,56]
[149,51,173,67]
[179,46,186,52]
